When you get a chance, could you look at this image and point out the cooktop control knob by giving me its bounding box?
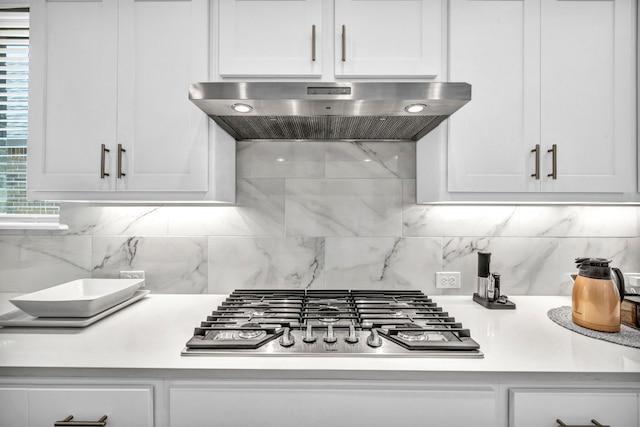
[279,327,295,347]
[345,324,359,344]
[302,324,317,343]
[366,328,382,348]
[323,324,338,344]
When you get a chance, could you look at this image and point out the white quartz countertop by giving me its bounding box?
[0,294,639,378]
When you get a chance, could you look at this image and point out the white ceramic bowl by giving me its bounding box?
[10,278,145,318]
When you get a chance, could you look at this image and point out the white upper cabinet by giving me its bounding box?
[538,0,635,193]
[116,0,209,193]
[447,0,536,193]
[441,0,636,200]
[335,0,441,78]
[28,0,118,193]
[28,0,232,201]
[334,0,442,78]
[217,0,443,79]
[218,0,324,77]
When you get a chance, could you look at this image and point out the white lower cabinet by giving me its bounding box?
[0,388,28,425]
[0,383,154,427]
[168,380,498,427]
[509,388,639,427]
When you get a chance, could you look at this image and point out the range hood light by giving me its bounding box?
[405,103,427,113]
[231,103,253,113]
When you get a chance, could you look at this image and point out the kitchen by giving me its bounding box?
[1,0,640,426]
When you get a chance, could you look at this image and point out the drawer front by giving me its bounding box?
[510,388,639,427]
[28,387,153,427]
[170,381,498,427]
[0,388,28,426]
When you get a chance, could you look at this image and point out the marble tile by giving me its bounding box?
[60,204,169,236]
[402,180,521,238]
[0,236,92,292]
[167,179,285,236]
[236,140,325,178]
[517,205,638,237]
[285,179,403,237]
[441,236,640,296]
[403,191,519,238]
[92,236,207,293]
[325,141,416,178]
[208,237,325,293]
[324,237,441,293]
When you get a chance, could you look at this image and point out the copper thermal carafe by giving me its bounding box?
[572,258,625,333]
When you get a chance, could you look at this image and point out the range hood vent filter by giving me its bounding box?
[215,115,447,141]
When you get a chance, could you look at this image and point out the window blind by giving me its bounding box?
[0,7,57,215]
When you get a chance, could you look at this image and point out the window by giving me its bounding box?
[0,7,58,216]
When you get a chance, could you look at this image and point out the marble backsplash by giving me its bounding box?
[1,141,639,296]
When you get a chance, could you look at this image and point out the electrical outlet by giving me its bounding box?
[436,272,461,289]
[120,270,145,280]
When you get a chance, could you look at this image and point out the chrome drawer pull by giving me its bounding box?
[54,415,108,426]
[547,143,557,179]
[117,143,126,178]
[311,24,316,61]
[100,144,110,178]
[531,144,540,179]
[556,418,609,427]
[341,25,346,61]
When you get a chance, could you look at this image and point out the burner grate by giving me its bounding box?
[182,289,482,357]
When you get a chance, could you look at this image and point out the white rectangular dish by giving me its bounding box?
[0,290,149,327]
[9,278,145,318]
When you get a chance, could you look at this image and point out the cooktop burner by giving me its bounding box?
[182,289,482,358]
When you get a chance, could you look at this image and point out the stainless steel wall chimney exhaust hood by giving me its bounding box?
[189,82,471,141]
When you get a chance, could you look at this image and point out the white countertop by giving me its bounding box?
[0,294,639,379]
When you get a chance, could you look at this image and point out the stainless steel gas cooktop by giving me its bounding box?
[182,289,482,358]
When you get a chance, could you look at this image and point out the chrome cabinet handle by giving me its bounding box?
[547,144,557,179]
[531,144,540,179]
[556,418,609,427]
[55,415,108,426]
[311,24,316,61]
[117,143,126,178]
[341,24,346,61]
[100,144,110,178]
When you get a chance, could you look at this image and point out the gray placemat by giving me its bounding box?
[547,306,640,349]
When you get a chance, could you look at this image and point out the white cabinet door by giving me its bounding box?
[29,0,214,199]
[448,0,539,193]
[510,389,639,427]
[0,388,28,426]
[117,0,209,192]
[28,0,118,193]
[218,0,323,77]
[28,387,153,427]
[539,0,635,193]
[443,0,635,197]
[217,0,442,79]
[335,0,442,78]
[170,381,498,427]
